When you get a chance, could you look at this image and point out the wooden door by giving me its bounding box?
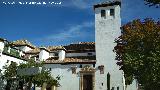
[83,75,93,90]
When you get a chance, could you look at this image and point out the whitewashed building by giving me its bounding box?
[0,1,138,90]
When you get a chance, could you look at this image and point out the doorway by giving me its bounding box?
[79,65,95,90]
[83,75,93,90]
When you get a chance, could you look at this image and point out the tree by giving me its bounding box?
[3,61,18,90]
[114,18,160,90]
[3,60,60,90]
[144,0,160,7]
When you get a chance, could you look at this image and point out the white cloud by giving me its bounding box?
[71,0,89,9]
[36,21,94,42]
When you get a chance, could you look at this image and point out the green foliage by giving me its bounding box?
[3,46,20,58]
[114,18,160,90]
[18,60,43,69]
[10,48,20,58]
[3,60,60,88]
[32,70,60,87]
[144,0,160,8]
[3,61,18,79]
[3,46,9,54]
[17,60,60,87]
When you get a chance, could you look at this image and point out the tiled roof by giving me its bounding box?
[46,57,59,60]
[64,57,96,63]
[94,0,121,9]
[39,47,50,52]
[47,46,65,52]
[78,42,95,44]
[10,40,35,49]
[45,56,96,64]
[66,56,96,60]
[64,42,95,52]
[26,46,63,54]
[26,48,40,54]
[0,38,7,42]
[26,42,95,54]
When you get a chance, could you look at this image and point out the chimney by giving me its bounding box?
[58,50,65,61]
[0,38,5,55]
[39,47,49,61]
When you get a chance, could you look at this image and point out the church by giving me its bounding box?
[0,1,137,90]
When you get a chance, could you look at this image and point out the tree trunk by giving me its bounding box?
[41,83,47,90]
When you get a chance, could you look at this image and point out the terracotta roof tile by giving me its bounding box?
[45,56,96,64]
[46,57,59,60]
[26,48,40,54]
[46,46,66,52]
[78,42,95,44]
[94,0,121,9]
[64,58,96,63]
[10,40,35,48]
[45,60,64,64]
[0,38,7,42]
[25,45,65,54]
[64,42,95,52]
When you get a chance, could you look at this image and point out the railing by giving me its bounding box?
[3,46,20,58]
[10,48,20,58]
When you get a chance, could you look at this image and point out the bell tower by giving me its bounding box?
[94,1,123,90]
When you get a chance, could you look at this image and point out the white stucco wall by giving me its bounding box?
[44,64,94,90]
[0,42,4,52]
[21,46,32,52]
[95,4,137,90]
[39,49,49,61]
[95,5,123,90]
[0,42,4,57]
[0,41,25,72]
[0,54,25,72]
[66,52,95,57]
[15,46,32,52]
[49,53,56,57]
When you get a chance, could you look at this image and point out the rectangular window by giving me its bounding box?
[117,87,119,90]
[80,64,82,68]
[93,64,95,68]
[49,68,52,71]
[88,53,92,56]
[111,87,114,90]
[110,9,114,16]
[101,10,106,18]
[55,53,58,56]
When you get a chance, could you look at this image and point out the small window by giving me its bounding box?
[49,68,52,71]
[111,87,114,90]
[101,83,103,86]
[117,87,119,90]
[80,64,82,68]
[88,53,92,56]
[101,10,106,18]
[110,9,114,16]
[55,53,58,56]
[7,60,9,63]
[93,64,95,68]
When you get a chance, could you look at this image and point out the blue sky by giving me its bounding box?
[0,0,160,46]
